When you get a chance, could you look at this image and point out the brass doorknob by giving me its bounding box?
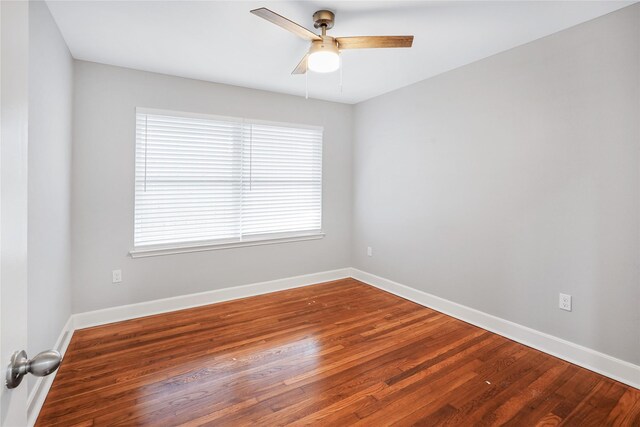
[5,349,62,389]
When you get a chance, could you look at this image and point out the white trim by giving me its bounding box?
[350,268,640,390]
[129,232,325,258]
[26,268,350,425]
[27,267,640,425]
[73,268,350,329]
[27,316,74,427]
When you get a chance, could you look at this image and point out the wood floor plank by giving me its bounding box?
[36,279,640,426]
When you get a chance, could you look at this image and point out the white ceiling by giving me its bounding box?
[47,1,633,104]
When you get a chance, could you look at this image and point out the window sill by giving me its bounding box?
[129,231,325,258]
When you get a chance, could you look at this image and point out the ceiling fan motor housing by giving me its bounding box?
[309,36,339,55]
[313,10,335,30]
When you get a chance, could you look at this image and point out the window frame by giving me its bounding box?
[129,107,324,258]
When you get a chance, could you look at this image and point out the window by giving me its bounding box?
[132,108,323,256]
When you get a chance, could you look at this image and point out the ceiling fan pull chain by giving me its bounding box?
[305,71,309,99]
[339,57,343,93]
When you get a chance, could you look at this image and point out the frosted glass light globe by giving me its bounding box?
[307,38,340,73]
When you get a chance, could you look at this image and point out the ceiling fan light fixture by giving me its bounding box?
[307,37,340,73]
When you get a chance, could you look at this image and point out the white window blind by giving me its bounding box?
[134,109,322,249]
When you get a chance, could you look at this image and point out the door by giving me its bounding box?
[0,1,30,426]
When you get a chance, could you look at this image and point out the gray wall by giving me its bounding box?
[71,61,353,313]
[352,4,640,365]
[27,1,73,389]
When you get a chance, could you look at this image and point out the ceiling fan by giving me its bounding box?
[250,8,414,74]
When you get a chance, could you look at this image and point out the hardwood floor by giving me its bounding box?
[37,279,640,426]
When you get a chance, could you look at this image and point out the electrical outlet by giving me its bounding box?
[559,293,571,311]
[367,246,373,257]
[112,269,122,284]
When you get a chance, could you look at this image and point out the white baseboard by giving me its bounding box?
[27,268,351,425]
[72,268,352,330]
[27,266,639,426]
[27,316,74,427]
[350,268,640,390]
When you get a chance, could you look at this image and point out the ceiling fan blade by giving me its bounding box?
[336,36,414,49]
[292,54,308,75]
[251,8,321,41]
